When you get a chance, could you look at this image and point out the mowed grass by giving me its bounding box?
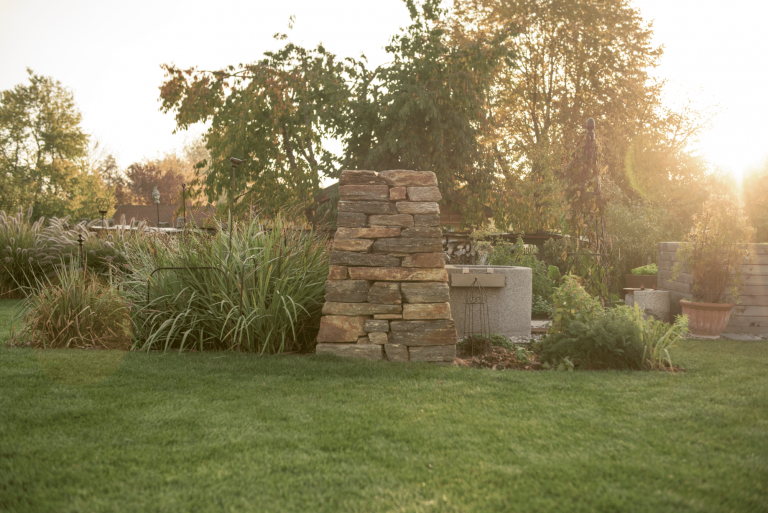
[1,299,767,512]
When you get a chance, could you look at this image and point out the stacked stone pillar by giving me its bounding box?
[315,170,457,363]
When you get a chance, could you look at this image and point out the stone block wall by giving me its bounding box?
[315,170,457,363]
[658,242,768,335]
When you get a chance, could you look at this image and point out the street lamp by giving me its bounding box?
[181,182,186,227]
[97,197,109,230]
[152,186,161,228]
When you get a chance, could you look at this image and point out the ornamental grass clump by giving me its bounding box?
[0,207,137,296]
[123,214,328,354]
[0,207,57,297]
[10,259,131,349]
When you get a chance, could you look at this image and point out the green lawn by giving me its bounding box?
[1,299,767,512]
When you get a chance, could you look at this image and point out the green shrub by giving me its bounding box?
[123,214,329,354]
[631,263,658,275]
[10,259,131,349]
[541,304,688,370]
[612,305,688,369]
[532,294,554,318]
[541,309,645,370]
[550,275,603,334]
[543,237,570,276]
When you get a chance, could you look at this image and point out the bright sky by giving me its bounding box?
[1,0,767,177]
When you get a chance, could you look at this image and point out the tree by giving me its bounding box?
[158,1,511,225]
[159,39,350,217]
[116,161,185,205]
[0,69,89,217]
[449,0,712,232]
[342,0,513,227]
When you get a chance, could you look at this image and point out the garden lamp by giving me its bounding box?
[97,197,109,230]
[152,186,161,228]
[181,183,186,226]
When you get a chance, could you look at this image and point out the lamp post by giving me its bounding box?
[181,182,186,227]
[228,157,245,254]
[97,197,109,231]
[152,186,161,228]
[77,233,85,272]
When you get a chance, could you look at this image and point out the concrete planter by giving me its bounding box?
[625,274,657,289]
[634,290,671,323]
[680,300,734,339]
[446,265,532,340]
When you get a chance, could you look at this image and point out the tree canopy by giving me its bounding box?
[0,69,91,217]
[159,0,511,225]
[448,0,713,232]
[159,39,350,217]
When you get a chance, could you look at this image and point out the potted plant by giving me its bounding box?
[625,263,658,290]
[673,193,754,338]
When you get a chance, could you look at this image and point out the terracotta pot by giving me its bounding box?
[680,300,734,338]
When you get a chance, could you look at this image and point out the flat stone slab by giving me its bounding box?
[407,187,442,202]
[720,332,768,340]
[401,282,450,303]
[316,343,384,360]
[325,280,371,303]
[384,343,409,362]
[364,319,390,333]
[328,266,348,280]
[367,332,389,345]
[339,170,387,186]
[336,212,367,228]
[396,202,440,215]
[322,302,403,315]
[338,185,389,202]
[414,214,440,226]
[317,316,367,343]
[338,201,394,215]
[333,239,374,252]
[389,187,407,201]
[368,282,402,304]
[401,253,445,268]
[403,302,452,320]
[379,170,438,187]
[389,320,457,346]
[368,215,415,227]
[372,237,442,254]
[348,267,449,282]
[336,227,401,239]
[330,251,400,268]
